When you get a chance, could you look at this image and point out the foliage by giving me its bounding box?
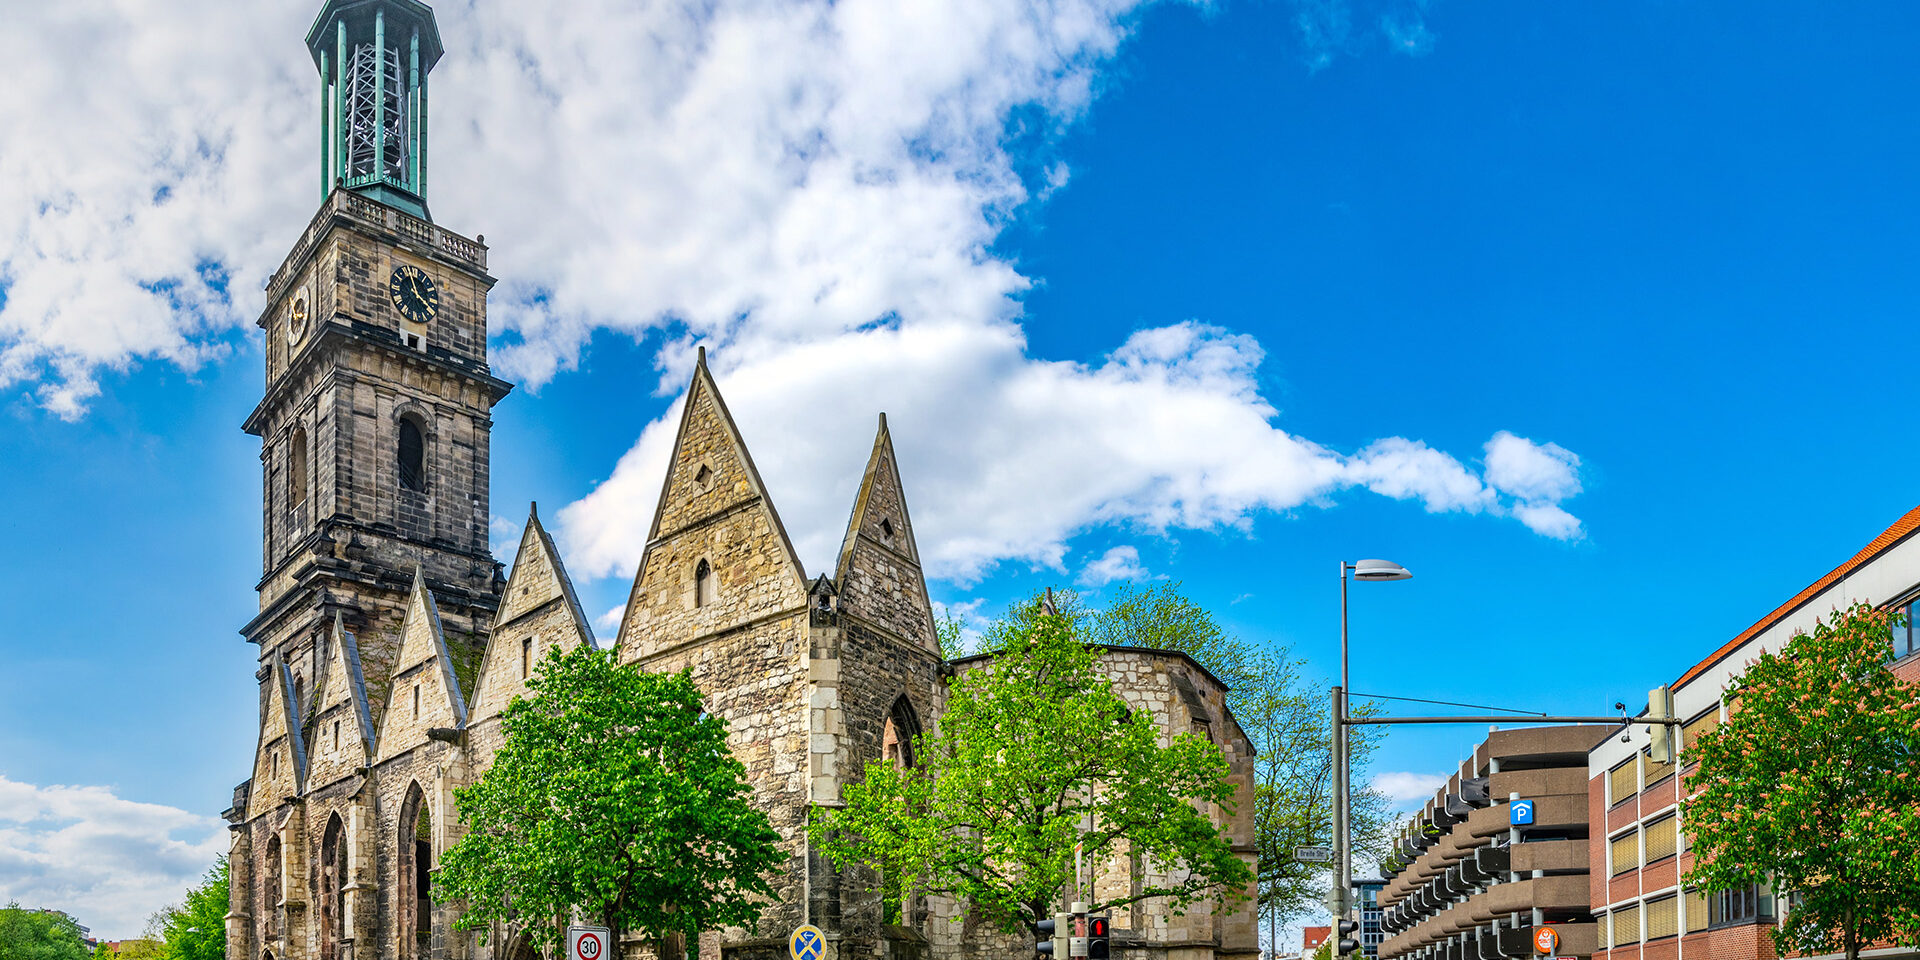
[436,643,784,959]
[0,904,91,960]
[1683,603,1920,960]
[813,609,1253,934]
[935,608,970,660]
[148,857,227,960]
[1080,582,1391,928]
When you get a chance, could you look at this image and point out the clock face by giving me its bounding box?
[388,264,440,324]
[289,291,310,343]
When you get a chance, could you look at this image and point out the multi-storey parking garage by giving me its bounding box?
[1377,726,1609,960]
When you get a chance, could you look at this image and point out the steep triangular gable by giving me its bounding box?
[616,349,810,654]
[250,654,308,805]
[834,413,939,653]
[374,568,469,763]
[306,614,375,788]
[472,504,594,722]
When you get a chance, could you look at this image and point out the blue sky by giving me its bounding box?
[6,0,1920,938]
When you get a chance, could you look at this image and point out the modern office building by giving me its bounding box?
[1354,877,1387,959]
[1377,726,1609,960]
[1590,503,1920,960]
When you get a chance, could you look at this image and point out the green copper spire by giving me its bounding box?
[307,0,443,221]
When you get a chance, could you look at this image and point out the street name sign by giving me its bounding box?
[568,926,610,960]
[1294,845,1334,863]
[1509,800,1535,826]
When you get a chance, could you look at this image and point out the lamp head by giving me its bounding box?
[1352,558,1412,582]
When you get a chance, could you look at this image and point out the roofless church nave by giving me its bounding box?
[225,3,1258,960]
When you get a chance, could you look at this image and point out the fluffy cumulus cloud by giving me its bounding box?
[558,323,1586,584]
[1373,770,1449,809]
[0,775,225,938]
[4,0,1575,579]
[1080,546,1150,586]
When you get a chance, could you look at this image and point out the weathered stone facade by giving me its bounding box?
[230,5,1257,960]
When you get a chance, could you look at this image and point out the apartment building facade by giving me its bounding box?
[1589,503,1920,960]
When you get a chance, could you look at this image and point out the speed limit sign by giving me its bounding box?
[569,926,610,960]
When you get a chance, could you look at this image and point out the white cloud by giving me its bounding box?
[0,775,225,939]
[1484,430,1585,539]
[557,322,1586,584]
[1080,546,1149,586]
[1373,770,1448,809]
[3,0,1578,577]
[595,604,627,638]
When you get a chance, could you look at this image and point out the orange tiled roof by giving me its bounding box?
[1673,502,1920,689]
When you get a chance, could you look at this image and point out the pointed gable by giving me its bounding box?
[374,568,469,763]
[250,654,308,804]
[617,349,810,660]
[835,413,939,653]
[472,504,594,723]
[305,614,375,789]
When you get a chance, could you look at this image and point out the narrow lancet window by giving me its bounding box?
[398,417,425,492]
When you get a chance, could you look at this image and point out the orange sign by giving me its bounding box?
[1533,927,1559,955]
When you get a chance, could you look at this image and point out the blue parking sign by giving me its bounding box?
[1510,800,1535,826]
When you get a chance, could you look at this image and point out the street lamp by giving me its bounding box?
[1333,558,1411,922]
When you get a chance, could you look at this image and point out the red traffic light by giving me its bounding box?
[1089,918,1108,937]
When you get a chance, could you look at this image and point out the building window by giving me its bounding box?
[1710,882,1775,925]
[1891,599,1919,660]
[880,517,895,542]
[1681,707,1720,766]
[413,683,421,719]
[521,638,532,680]
[290,428,309,506]
[694,559,715,607]
[1683,888,1710,933]
[264,836,283,938]
[1609,756,1640,804]
[1645,815,1678,863]
[882,696,920,769]
[320,815,345,960]
[1645,896,1679,940]
[693,464,712,493]
[1611,829,1639,875]
[332,721,340,751]
[1611,904,1640,945]
[398,417,425,492]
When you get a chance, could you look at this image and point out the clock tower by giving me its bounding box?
[240,0,509,740]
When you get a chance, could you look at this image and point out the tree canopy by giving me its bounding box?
[1683,602,1920,960]
[814,607,1253,934]
[436,643,784,959]
[0,904,91,960]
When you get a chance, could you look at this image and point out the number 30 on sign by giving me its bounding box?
[568,926,610,960]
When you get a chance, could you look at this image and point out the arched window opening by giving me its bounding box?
[521,638,532,680]
[320,816,345,960]
[881,696,920,770]
[400,783,432,957]
[290,429,309,506]
[397,417,425,492]
[694,559,715,607]
[264,835,283,940]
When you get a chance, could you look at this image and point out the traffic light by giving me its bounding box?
[1036,913,1068,957]
[1336,919,1360,956]
[1648,685,1675,764]
[1087,915,1110,959]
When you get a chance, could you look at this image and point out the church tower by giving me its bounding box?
[230,2,509,954]
[241,0,509,695]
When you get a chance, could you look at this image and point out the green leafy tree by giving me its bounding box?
[1683,603,1920,960]
[435,643,785,960]
[813,609,1253,935]
[154,857,227,960]
[0,904,91,960]
[1082,582,1391,936]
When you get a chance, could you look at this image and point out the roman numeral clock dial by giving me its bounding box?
[388,264,441,324]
